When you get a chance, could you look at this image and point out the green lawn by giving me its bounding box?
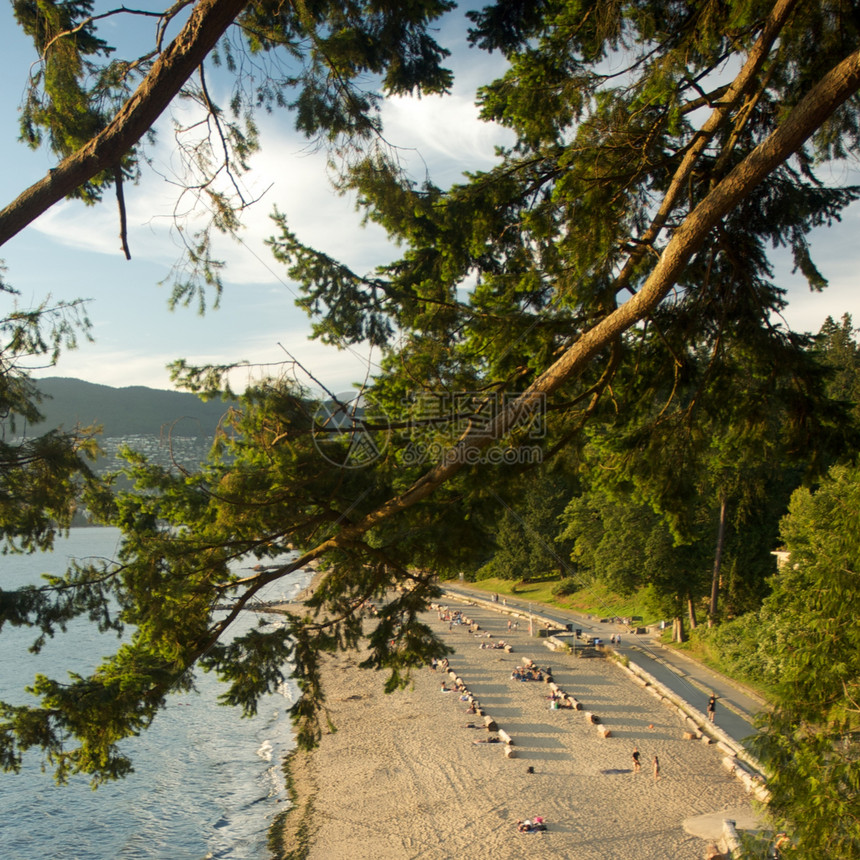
[459,576,662,626]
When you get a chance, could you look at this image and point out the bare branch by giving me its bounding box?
[40,6,169,59]
[114,166,131,260]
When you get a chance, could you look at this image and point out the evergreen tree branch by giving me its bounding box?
[36,5,163,62]
[293,42,860,562]
[0,0,249,247]
[216,33,860,615]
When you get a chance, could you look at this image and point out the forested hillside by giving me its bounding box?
[33,378,233,437]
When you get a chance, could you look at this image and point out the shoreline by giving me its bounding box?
[269,564,326,860]
[275,600,761,859]
[273,747,317,860]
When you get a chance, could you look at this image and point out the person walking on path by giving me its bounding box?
[632,747,641,773]
[653,755,660,781]
[707,694,716,723]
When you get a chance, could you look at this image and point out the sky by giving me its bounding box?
[0,5,858,396]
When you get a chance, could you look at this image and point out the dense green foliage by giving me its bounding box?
[478,475,574,581]
[478,312,856,630]
[751,464,860,858]
[0,299,102,551]
[1,3,860,855]
[816,313,860,422]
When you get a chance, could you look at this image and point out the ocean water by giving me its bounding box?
[0,528,309,860]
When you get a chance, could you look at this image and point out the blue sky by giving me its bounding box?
[0,6,857,394]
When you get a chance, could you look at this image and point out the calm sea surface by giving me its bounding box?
[0,528,308,860]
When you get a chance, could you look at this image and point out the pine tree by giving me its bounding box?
[752,463,860,858]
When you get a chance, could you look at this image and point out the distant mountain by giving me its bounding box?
[32,377,234,438]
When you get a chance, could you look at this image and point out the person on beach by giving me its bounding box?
[653,755,660,780]
[516,817,547,832]
[707,694,716,723]
[632,747,641,773]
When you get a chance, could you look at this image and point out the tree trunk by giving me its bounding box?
[687,596,698,630]
[672,616,685,643]
[709,495,727,625]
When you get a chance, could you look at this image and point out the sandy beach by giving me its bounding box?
[280,600,758,859]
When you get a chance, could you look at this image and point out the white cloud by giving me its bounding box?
[29,117,399,294]
[380,92,515,184]
[771,207,860,334]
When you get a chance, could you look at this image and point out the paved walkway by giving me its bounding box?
[442,584,766,752]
